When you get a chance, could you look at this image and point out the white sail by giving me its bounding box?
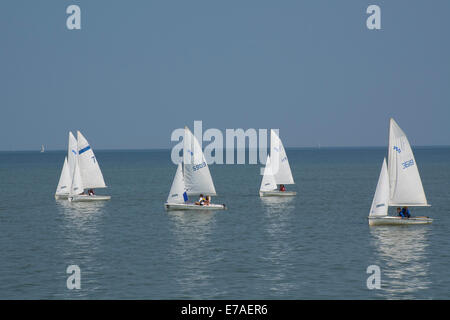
[260,155,278,192]
[67,131,77,180]
[388,118,428,206]
[76,131,106,189]
[369,158,390,217]
[270,130,294,185]
[40,145,45,153]
[70,155,84,196]
[183,126,217,196]
[55,157,71,196]
[167,163,188,203]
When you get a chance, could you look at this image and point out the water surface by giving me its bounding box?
[0,147,449,299]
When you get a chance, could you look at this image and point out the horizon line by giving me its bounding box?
[2,144,450,152]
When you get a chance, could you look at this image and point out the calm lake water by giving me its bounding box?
[0,147,449,299]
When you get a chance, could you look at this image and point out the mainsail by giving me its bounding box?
[388,118,428,206]
[369,158,390,217]
[67,131,77,180]
[270,130,294,185]
[183,126,216,196]
[76,131,106,189]
[260,155,278,192]
[167,163,188,203]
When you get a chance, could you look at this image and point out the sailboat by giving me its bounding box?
[368,119,432,226]
[165,126,226,210]
[68,131,111,202]
[55,132,78,199]
[40,145,45,153]
[259,130,296,197]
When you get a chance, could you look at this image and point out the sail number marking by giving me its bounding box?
[402,159,414,169]
[192,162,206,171]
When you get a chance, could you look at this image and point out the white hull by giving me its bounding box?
[69,195,111,202]
[55,194,69,200]
[368,216,433,226]
[165,202,226,211]
[259,190,296,197]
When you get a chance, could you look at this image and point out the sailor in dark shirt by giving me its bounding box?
[401,207,411,218]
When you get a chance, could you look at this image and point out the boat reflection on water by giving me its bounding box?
[167,210,217,298]
[56,199,106,228]
[260,196,295,211]
[260,196,297,296]
[55,200,107,297]
[56,199,106,252]
[167,210,216,242]
[369,226,431,298]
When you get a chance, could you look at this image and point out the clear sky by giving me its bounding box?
[1,0,449,150]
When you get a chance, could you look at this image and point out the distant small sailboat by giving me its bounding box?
[259,130,296,197]
[68,131,111,202]
[55,132,77,199]
[368,119,432,226]
[165,126,226,210]
[40,145,45,153]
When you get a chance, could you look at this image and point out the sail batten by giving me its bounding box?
[387,118,428,207]
[388,203,431,207]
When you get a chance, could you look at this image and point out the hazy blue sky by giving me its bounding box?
[1,0,449,150]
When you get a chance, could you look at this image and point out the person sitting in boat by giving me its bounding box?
[204,196,211,206]
[401,206,411,218]
[88,189,95,196]
[397,207,404,218]
[279,184,286,192]
[195,194,206,206]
